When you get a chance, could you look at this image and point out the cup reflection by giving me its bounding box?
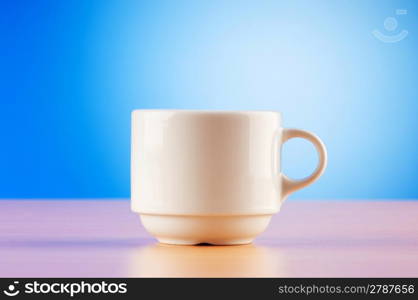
[129,243,285,277]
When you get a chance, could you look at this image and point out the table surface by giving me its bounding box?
[1,200,417,277]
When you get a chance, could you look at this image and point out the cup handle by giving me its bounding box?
[280,128,327,200]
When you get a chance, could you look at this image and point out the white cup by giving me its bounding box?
[131,110,327,245]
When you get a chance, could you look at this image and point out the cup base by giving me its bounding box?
[157,237,254,246]
[138,214,272,246]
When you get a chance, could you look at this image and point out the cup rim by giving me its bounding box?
[132,109,281,116]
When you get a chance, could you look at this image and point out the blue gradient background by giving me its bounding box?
[1,0,417,199]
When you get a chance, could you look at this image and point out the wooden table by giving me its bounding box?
[1,200,417,277]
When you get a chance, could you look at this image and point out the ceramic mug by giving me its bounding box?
[131,110,327,245]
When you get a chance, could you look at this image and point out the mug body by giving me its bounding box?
[131,110,283,245]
